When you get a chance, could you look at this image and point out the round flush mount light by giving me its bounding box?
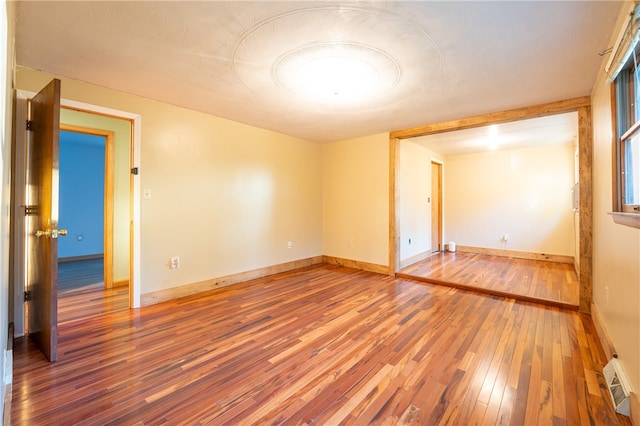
[231,5,440,111]
[273,42,401,106]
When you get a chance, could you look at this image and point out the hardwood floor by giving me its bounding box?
[11,264,627,425]
[58,258,104,291]
[398,252,580,310]
[58,283,129,324]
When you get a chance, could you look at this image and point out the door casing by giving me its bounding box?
[430,161,443,253]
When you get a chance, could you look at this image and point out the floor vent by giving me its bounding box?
[603,358,631,417]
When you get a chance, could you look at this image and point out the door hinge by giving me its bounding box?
[24,291,31,302]
[26,120,33,131]
[24,205,37,216]
[131,167,139,175]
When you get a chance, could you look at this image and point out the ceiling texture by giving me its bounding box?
[15,1,622,143]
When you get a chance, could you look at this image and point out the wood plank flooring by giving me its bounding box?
[11,264,627,425]
[398,252,580,310]
[58,284,129,324]
[58,258,104,291]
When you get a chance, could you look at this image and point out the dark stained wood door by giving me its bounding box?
[26,79,62,361]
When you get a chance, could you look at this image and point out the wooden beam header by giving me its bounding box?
[390,96,591,139]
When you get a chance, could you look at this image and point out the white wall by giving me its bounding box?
[322,133,389,267]
[398,139,443,265]
[0,0,13,419]
[592,0,640,397]
[16,67,323,296]
[444,143,576,255]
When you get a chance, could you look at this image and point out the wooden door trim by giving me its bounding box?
[431,161,442,253]
[60,124,115,289]
[390,96,590,139]
[389,96,593,313]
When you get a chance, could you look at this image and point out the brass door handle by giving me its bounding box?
[35,229,68,238]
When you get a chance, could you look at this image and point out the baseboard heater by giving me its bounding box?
[603,358,632,417]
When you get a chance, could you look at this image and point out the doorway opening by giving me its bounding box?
[55,126,131,324]
[55,112,132,324]
[11,89,141,344]
[58,129,109,292]
[391,100,591,311]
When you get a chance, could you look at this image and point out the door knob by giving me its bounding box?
[35,229,68,239]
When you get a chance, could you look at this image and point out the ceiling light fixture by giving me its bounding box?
[273,42,401,106]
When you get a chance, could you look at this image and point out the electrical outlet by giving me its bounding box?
[170,256,180,269]
[287,241,293,249]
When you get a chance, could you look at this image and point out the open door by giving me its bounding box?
[25,79,63,361]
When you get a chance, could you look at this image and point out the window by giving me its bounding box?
[610,6,640,216]
[614,61,640,213]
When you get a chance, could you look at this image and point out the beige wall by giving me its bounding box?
[17,66,323,295]
[444,143,576,255]
[592,0,640,396]
[398,139,443,265]
[322,133,389,267]
[60,109,131,282]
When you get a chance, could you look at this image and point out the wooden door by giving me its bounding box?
[26,79,62,361]
[431,161,442,253]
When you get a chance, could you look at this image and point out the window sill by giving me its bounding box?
[608,212,640,229]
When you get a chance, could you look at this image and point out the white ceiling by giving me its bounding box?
[15,1,622,143]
